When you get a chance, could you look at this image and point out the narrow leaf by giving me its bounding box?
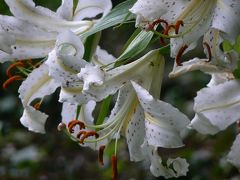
[117,30,154,62]
[96,95,112,126]
[80,0,135,39]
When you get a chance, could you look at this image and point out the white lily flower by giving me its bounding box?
[45,30,116,105]
[17,30,115,133]
[0,0,112,62]
[190,79,240,135]
[168,28,240,172]
[61,49,190,178]
[61,82,190,178]
[130,0,240,61]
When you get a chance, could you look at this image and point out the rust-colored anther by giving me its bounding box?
[144,18,169,31]
[237,121,240,134]
[152,19,168,28]
[76,131,87,139]
[203,42,212,62]
[174,20,184,34]
[3,75,23,89]
[77,130,99,144]
[57,122,66,131]
[6,62,24,77]
[144,23,154,31]
[33,102,41,110]
[160,25,175,45]
[98,145,105,166]
[111,155,118,180]
[176,45,188,66]
[67,120,85,133]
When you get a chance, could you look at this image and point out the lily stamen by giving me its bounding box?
[3,75,23,89]
[6,61,25,77]
[98,145,105,166]
[160,24,176,45]
[111,155,118,180]
[33,102,41,110]
[33,98,44,110]
[237,121,240,134]
[174,20,184,34]
[176,45,188,66]
[203,42,212,62]
[68,120,86,133]
[144,18,168,31]
[77,130,99,144]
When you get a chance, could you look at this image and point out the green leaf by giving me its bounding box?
[96,96,112,126]
[121,28,141,53]
[233,68,240,79]
[83,32,101,61]
[117,30,154,62]
[237,58,240,68]
[234,35,240,54]
[222,40,233,52]
[80,0,135,39]
[75,105,81,120]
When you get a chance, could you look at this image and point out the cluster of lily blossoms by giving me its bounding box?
[0,0,240,179]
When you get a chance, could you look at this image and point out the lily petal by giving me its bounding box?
[74,0,112,21]
[57,0,74,21]
[78,49,161,102]
[141,141,189,178]
[78,64,104,91]
[91,46,116,66]
[0,32,15,54]
[132,81,190,148]
[46,31,86,87]
[126,105,145,161]
[45,31,90,104]
[18,64,59,133]
[129,0,188,26]
[0,15,58,62]
[212,0,240,39]
[5,0,92,33]
[169,57,220,78]
[20,106,48,134]
[191,80,240,134]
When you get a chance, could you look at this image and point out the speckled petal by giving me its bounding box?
[130,0,188,26]
[78,50,160,102]
[78,64,105,91]
[5,0,92,33]
[191,80,240,134]
[169,57,218,78]
[46,31,86,87]
[0,15,57,62]
[18,64,59,133]
[212,0,240,39]
[131,81,190,148]
[126,105,145,162]
[190,113,219,135]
